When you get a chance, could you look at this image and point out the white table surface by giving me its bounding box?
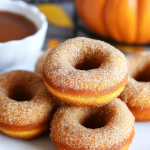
[0,51,150,150]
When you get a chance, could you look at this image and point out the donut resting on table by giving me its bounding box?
[0,70,60,139]
[119,51,150,121]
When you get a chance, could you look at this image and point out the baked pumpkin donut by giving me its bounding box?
[43,37,128,106]
[50,98,135,150]
[35,39,60,75]
[0,70,60,139]
[35,48,51,75]
[119,51,150,121]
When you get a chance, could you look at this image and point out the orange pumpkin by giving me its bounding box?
[75,0,150,44]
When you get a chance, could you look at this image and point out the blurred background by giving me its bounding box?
[23,0,150,53]
[1,0,150,72]
[25,0,77,49]
[1,0,149,52]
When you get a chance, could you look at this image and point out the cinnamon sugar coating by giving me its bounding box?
[50,99,135,150]
[119,51,150,121]
[0,70,61,139]
[43,37,128,106]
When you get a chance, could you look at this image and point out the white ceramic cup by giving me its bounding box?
[0,0,48,70]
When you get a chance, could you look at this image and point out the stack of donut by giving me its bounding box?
[0,37,136,149]
[43,37,135,150]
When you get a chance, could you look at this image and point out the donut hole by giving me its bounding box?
[81,113,107,129]
[8,86,33,101]
[134,65,150,82]
[74,54,101,71]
